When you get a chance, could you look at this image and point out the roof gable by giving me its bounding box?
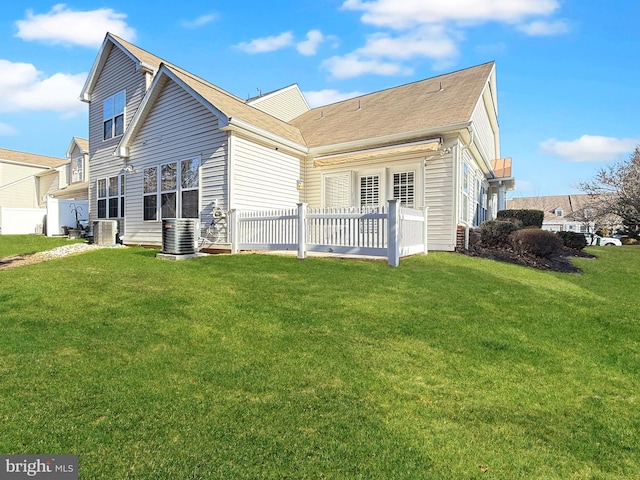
[291,62,495,149]
[118,64,306,157]
[80,33,164,102]
[66,137,88,158]
[247,84,310,122]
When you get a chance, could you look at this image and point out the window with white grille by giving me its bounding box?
[360,175,380,207]
[392,171,415,207]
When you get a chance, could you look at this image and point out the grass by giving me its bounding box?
[0,237,639,479]
[0,234,84,258]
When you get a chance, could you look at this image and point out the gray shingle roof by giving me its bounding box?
[0,148,67,168]
[290,62,495,148]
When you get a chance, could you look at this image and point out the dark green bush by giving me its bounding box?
[556,231,587,250]
[511,228,563,258]
[480,220,519,246]
[497,209,544,228]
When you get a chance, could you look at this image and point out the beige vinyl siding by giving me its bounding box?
[0,163,42,208]
[471,89,498,165]
[88,45,148,227]
[124,77,228,246]
[232,136,303,210]
[248,86,309,122]
[425,153,456,251]
[38,173,59,206]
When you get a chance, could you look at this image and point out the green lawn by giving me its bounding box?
[1,236,638,479]
[0,234,83,258]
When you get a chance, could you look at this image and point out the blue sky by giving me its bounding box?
[1,1,638,198]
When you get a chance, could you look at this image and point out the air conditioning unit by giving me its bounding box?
[162,218,200,255]
[93,220,118,245]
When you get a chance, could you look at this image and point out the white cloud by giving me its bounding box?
[517,19,570,36]
[297,30,325,56]
[322,26,457,78]
[15,4,136,48]
[358,27,458,61]
[235,32,294,54]
[0,122,18,136]
[303,89,366,108]
[342,0,560,29]
[540,135,640,162]
[0,59,87,115]
[335,0,567,77]
[322,54,411,79]
[181,14,217,29]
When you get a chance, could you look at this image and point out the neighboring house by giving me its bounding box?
[507,194,599,233]
[0,142,89,234]
[0,148,66,209]
[82,33,515,251]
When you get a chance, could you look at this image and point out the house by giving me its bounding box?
[82,33,514,252]
[507,194,597,233]
[0,141,89,235]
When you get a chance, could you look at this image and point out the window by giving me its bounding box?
[103,90,125,140]
[554,207,564,217]
[323,172,353,208]
[360,175,379,207]
[392,171,415,207]
[181,158,199,218]
[97,179,107,219]
[97,175,124,219]
[161,162,177,219]
[70,156,84,183]
[462,164,470,223]
[144,158,200,221]
[143,167,158,221]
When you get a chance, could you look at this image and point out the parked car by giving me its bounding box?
[583,233,622,246]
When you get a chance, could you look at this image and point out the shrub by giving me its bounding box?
[497,209,544,228]
[556,231,587,250]
[511,228,563,258]
[480,220,519,246]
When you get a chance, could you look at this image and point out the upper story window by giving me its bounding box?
[71,156,84,183]
[554,207,564,217]
[103,90,125,140]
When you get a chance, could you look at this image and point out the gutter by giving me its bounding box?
[464,125,494,175]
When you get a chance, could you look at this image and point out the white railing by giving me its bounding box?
[230,200,427,267]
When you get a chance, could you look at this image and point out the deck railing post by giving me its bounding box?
[229,209,239,254]
[297,203,307,259]
[387,199,399,267]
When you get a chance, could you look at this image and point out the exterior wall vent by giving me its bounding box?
[162,218,200,255]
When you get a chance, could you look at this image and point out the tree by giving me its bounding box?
[579,146,640,237]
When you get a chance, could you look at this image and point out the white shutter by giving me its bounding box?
[324,172,353,208]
